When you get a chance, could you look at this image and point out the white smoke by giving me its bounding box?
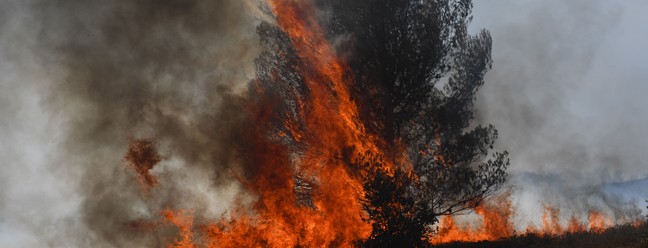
[471,0,648,225]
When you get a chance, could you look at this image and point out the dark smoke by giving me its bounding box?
[25,0,262,246]
[124,139,163,189]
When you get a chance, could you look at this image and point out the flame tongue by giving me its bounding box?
[431,192,634,244]
[199,0,394,246]
[432,192,515,244]
[267,0,390,167]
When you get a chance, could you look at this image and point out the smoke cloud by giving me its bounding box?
[1,0,263,246]
[2,0,648,246]
[471,0,648,224]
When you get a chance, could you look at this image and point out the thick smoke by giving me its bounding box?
[2,0,647,246]
[1,0,263,246]
[0,2,89,246]
[471,0,648,225]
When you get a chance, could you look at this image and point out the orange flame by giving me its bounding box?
[162,210,199,248]
[431,192,636,244]
[540,206,564,235]
[149,0,400,247]
[119,1,646,245]
[588,209,612,233]
[199,1,394,246]
[432,192,515,244]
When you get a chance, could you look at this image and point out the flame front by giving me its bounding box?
[431,192,636,244]
[432,192,515,244]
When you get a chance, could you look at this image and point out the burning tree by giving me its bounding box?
[109,0,508,246]
[252,0,509,246]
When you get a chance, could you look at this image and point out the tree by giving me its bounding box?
[254,0,508,246]
[320,1,509,246]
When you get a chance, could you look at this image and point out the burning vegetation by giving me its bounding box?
[431,191,644,244]
[46,0,644,247]
[126,0,509,246]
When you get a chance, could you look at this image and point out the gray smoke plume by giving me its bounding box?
[2,0,648,246]
[471,0,648,226]
[1,0,263,246]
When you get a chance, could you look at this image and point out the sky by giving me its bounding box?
[0,0,647,246]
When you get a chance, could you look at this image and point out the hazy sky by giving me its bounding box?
[470,0,648,225]
[0,0,647,246]
[472,0,648,184]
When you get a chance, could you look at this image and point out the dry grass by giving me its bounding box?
[433,221,648,248]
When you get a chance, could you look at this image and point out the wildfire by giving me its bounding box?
[133,0,395,247]
[196,1,405,246]
[431,192,635,244]
[162,210,196,248]
[115,1,642,247]
[432,192,515,244]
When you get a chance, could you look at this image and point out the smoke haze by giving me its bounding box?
[1,0,647,246]
[471,0,648,225]
[1,0,262,246]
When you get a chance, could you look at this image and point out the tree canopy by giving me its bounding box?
[253,0,509,246]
